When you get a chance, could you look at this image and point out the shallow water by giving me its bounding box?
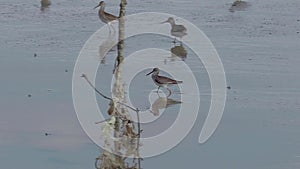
[1,0,300,168]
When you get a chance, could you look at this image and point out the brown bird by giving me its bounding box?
[94,1,119,32]
[229,0,249,12]
[146,68,183,96]
[40,0,51,11]
[41,0,51,8]
[161,17,187,43]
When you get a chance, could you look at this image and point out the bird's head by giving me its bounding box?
[94,1,105,9]
[161,17,175,24]
[146,68,159,76]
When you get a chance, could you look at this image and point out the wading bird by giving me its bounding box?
[161,17,187,43]
[146,68,182,96]
[94,1,119,32]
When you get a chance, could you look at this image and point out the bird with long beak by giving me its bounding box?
[161,17,187,43]
[94,1,119,32]
[146,68,183,96]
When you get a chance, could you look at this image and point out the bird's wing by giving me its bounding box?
[155,75,180,84]
[104,12,119,21]
[172,25,187,33]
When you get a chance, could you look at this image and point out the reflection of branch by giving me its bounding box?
[136,108,141,169]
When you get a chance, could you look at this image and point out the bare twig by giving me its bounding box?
[81,74,112,101]
[82,73,142,168]
[95,119,110,124]
[81,74,137,112]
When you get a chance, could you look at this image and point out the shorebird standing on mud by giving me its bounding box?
[94,1,119,32]
[161,17,187,43]
[146,68,183,96]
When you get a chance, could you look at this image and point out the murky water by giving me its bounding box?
[1,0,300,168]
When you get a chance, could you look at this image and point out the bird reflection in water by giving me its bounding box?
[99,29,117,64]
[229,0,250,12]
[150,95,182,116]
[170,43,187,61]
[40,0,51,11]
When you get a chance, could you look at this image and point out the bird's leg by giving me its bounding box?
[179,37,183,45]
[108,24,112,34]
[173,37,177,44]
[166,88,172,97]
[156,86,161,93]
[157,90,164,98]
[111,24,116,33]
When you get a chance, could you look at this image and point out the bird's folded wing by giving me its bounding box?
[173,25,187,33]
[155,76,179,84]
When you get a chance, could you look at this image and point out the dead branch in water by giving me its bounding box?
[81,73,142,169]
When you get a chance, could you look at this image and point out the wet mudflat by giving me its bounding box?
[0,0,300,168]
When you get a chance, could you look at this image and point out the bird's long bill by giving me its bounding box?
[94,4,100,9]
[160,20,168,24]
[146,70,154,76]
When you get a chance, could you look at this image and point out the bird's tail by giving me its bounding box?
[176,80,183,84]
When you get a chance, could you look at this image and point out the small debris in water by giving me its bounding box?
[65,69,68,72]
[248,58,252,61]
[297,31,299,34]
[34,53,37,57]
[227,86,231,90]
[27,94,32,98]
[44,132,51,136]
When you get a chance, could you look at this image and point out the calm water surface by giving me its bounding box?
[1,0,300,168]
